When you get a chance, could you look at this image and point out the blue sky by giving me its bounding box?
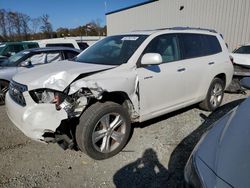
[0,0,148,29]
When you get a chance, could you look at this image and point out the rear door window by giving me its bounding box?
[180,33,222,59]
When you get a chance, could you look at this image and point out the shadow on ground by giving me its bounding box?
[113,99,245,188]
[113,148,169,188]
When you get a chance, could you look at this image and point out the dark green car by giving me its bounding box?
[0,42,39,63]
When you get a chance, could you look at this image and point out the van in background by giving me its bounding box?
[35,38,82,50]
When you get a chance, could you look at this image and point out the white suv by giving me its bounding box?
[6,28,233,159]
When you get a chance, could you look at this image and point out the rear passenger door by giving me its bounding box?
[178,33,220,101]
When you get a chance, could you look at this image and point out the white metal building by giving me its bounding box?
[106,0,250,50]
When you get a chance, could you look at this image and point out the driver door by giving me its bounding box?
[137,34,187,120]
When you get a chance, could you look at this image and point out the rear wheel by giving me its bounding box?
[0,80,9,105]
[199,78,225,111]
[76,102,131,160]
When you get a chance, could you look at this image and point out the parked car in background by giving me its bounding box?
[35,38,81,50]
[5,27,233,160]
[184,77,250,188]
[231,44,250,76]
[0,42,39,63]
[0,47,81,104]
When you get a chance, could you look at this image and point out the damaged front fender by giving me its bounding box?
[68,70,140,115]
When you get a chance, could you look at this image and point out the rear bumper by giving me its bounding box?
[6,91,67,141]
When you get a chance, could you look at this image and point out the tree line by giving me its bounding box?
[0,9,107,42]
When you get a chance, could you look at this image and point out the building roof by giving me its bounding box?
[106,0,159,15]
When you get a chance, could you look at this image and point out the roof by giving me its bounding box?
[106,0,159,15]
[24,47,81,53]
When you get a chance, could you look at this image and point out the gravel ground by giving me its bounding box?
[0,91,249,188]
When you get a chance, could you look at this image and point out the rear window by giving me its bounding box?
[180,34,222,59]
[46,43,75,48]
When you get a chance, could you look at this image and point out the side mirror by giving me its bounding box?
[20,60,32,68]
[141,53,162,65]
[240,77,250,89]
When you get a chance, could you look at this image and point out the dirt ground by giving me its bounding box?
[0,92,248,188]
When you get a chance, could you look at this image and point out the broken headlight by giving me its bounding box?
[29,88,90,117]
[29,89,67,110]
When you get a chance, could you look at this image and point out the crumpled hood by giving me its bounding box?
[196,97,250,187]
[231,53,250,68]
[13,60,116,91]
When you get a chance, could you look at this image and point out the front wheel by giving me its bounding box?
[199,78,225,111]
[76,102,131,160]
[0,80,9,105]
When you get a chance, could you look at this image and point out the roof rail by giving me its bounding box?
[132,27,217,33]
[156,27,217,33]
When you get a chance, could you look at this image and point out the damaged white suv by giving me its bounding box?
[6,28,233,160]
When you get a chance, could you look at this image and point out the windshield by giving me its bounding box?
[233,45,250,54]
[75,35,148,65]
[1,51,30,66]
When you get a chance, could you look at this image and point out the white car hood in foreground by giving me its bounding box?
[13,60,115,91]
[231,53,250,68]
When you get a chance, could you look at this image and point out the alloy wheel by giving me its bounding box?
[92,113,127,153]
[210,83,223,108]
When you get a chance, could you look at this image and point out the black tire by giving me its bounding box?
[199,78,225,111]
[76,101,131,160]
[0,80,9,105]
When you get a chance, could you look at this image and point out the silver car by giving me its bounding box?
[184,77,250,187]
[0,47,80,104]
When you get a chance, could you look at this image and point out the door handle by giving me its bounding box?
[177,68,186,72]
[208,62,215,65]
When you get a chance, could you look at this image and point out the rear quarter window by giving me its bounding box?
[202,35,222,55]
